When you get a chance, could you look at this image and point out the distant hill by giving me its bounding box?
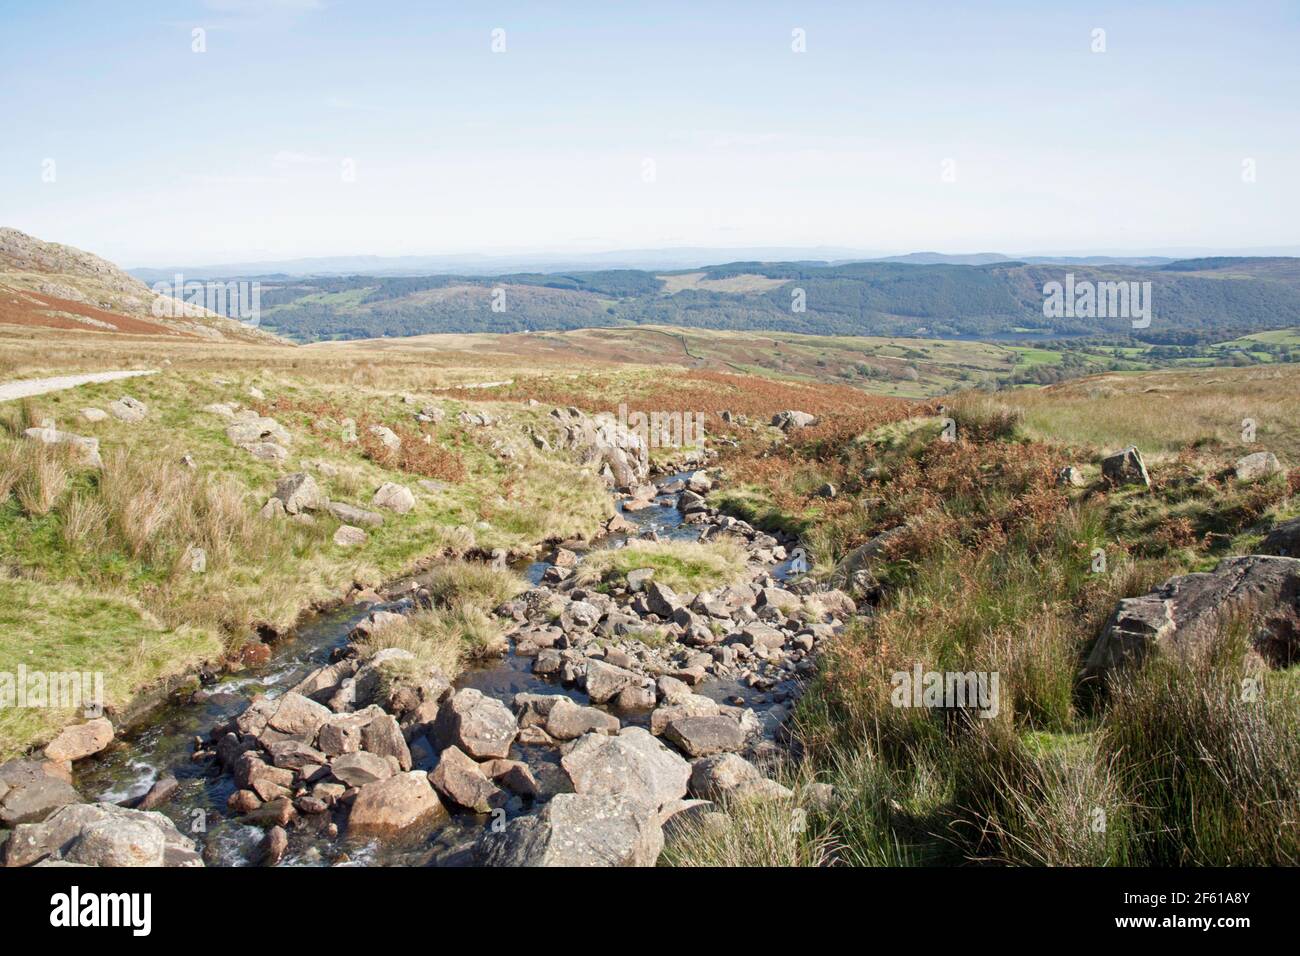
[0,228,284,343]
[244,256,1300,344]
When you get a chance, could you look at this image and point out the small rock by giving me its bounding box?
[333,525,368,547]
[43,718,114,763]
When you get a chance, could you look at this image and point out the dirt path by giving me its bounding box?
[0,369,157,403]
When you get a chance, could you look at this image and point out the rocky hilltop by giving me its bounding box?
[0,227,283,343]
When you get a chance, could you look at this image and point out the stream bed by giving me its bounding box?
[75,471,800,866]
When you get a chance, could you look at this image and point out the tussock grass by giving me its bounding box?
[15,443,69,516]
[945,392,1023,442]
[661,781,833,868]
[715,373,1298,867]
[423,561,525,610]
[577,538,749,593]
[1103,623,1300,865]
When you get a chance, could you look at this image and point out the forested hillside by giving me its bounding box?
[248,257,1300,343]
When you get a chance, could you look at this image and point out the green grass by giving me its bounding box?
[0,578,221,759]
[0,365,613,755]
[576,538,749,593]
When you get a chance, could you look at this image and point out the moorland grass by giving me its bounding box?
[576,538,749,593]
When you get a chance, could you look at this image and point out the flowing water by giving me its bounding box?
[76,472,795,866]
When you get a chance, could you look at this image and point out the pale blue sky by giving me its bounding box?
[1,0,1297,266]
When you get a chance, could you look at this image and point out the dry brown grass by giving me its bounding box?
[15,443,69,515]
[1003,364,1300,465]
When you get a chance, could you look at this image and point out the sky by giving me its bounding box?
[1,0,1297,267]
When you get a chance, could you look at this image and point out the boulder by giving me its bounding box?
[544,698,621,739]
[1260,517,1300,558]
[771,410,815,431]
[330,751,398,787]
[261,825,289,866]
[1083,554,1300,678]
[3,802,200,868]
[737,622,786,651]
[828,524,910,587]
[688,753,793,802]
[1101,446,1150,489]
[80,407,108,423]
[644,580,683,618]
[432,688,518,760]
[43,717,114,763]
[478,793,663,867]
[626,568,656,592]
[244,441,288,462]
[317,710,373,756]
[372,482,416,514]
[361,713,412,771]
[0,761,81,827]
[1057,466,1086,488]
[649,694,720,735]
[226,416,290,447]
[429,746,506,812]
[266,692,331,738]
[327,502,384,527]
[272,473,327,514]
[135,775,179,811]
[583,658,643,704]
[561,728,690,811]
[663,715,747,757]
[756,587,800,613]
[481,759,541,798]
[22,426,102,468]
[1235,451,1283,481]
[348,772,446,833]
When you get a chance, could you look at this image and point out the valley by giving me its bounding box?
[0,230,1297,870]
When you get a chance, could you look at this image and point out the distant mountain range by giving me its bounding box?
[6,227,1298,347]
[127,246,1300,281]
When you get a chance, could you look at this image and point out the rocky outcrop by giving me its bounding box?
[1083,555,1300,679]
[550,407,649,490]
